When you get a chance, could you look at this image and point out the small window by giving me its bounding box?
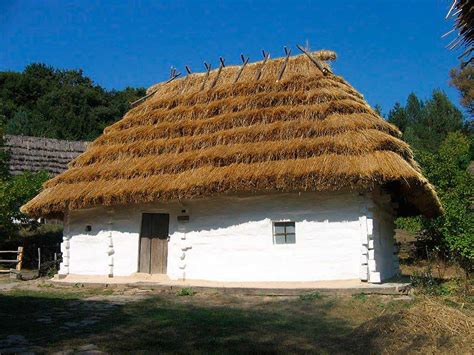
[273,221,296,244]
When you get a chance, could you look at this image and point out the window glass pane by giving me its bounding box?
[285,224,295,233]
[286,233,296,244]
[274,235,286,244]
[274,225,286,235]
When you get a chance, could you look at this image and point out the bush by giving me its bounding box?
[410,267,468,297]
[410,268,441,295]
[177,287,195,296]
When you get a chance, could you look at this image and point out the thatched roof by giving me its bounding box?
[21,50,442,218]
[4,135,88,176]
[446,0,473,63]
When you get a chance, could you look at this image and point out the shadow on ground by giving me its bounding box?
[2,288,467,354]
[0,290,361,353]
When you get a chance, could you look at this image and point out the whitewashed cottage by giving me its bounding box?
[23,50,441,284]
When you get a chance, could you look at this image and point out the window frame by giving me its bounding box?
[272,221,296,245]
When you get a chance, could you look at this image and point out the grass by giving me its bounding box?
[176,287,195,296]
[0,281,471,354]
[351,293,368,302]
[0,283,403,354]
[299,291,323,301]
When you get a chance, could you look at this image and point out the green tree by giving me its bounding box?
[389,90,473,276]
[0,171,49,238]
[387,102,408,132]
[419,91,464,152]
[416,133,473,276]
[373,104,383,117]
[450,64,474,117]
[388,91,464,153]
[0,63,145,141]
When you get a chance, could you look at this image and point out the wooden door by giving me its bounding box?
[139,213,169,274]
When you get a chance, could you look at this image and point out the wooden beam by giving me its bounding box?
[16,246,23,271]
[277,47,291,81]
[233,54,250,84]
[200,62,212,91]
[130,70,181,107]
[296,44,331,75]
[209,57,225,89]
[255,50,270,80]
[180,66,192,94]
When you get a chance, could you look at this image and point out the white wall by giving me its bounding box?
[60,192,379,282]
[63,207,140,276]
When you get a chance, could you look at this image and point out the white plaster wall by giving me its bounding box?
[61,192,369,281]
[172,193,364,282]
[66,207,140,276]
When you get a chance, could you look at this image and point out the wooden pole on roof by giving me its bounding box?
[166,67,182,83]
[200,62,212,91]
[296,44,332,75]
[277,47,291,81]
[180,65,192,94]
[130,67,181,107]
[255,50,270,80]
[209,57,225,89]
[233,54,250,84]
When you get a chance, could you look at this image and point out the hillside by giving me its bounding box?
[0,64,145,141]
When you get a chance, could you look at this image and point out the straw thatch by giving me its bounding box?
[446,0,473,63]
[21,50,442,218]
[4,135,88,176]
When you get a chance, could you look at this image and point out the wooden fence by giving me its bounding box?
[0,246,23,272]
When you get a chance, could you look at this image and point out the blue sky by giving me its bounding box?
[0,0,464,114]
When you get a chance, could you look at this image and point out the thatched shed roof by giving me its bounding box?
[22,50,442,218]
[4,135,88,176]
[446,0,473,63]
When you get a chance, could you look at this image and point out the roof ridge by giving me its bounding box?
[143,49,337,98]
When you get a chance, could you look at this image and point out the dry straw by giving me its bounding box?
[22,50,442,218]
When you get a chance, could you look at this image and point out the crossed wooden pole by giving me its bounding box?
[130,44,331,107]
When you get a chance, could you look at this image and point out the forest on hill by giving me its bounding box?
[0,62,472,275]
[0,63,145,141]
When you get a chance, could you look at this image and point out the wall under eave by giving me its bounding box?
[59,191,397,283]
